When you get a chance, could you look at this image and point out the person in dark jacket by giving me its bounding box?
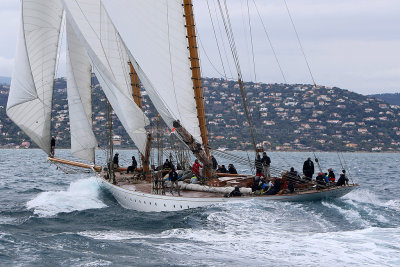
[229,186,242,197]
[217,165,227,173]
[328,168,335,183]
[288,167,300,183]
[261,152,271,178]
[336,170,348,186]
[255,154,263,177]
[127,156,138,174]
[336,173,346,186]
[163,159,173,170]
[303,157,315,180]
[211,155,218,170]
[50,137,56,157]
[169,168,180,196]
[113,152,119,166]
[316,172,327,189]
[228,164,237,174]
[288,181,295,193]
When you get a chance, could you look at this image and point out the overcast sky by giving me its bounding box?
[0,0,399,95]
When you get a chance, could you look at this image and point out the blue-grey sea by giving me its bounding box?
[0,149,399,266]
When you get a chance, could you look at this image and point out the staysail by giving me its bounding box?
[102,0,204,145]
[61,0,150,154]
[6,0,64,154]
[66,20,98,162]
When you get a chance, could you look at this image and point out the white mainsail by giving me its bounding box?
[61,0,150,154]
[6,0,64,154]
[102,0,203,144]
[66,20,97,162]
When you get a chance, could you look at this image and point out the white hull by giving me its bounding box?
[96,176,358,212]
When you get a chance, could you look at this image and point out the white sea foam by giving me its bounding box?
[26,177,107,217]
[322,201,371,227]
[78,230,148,241]
[76,204,400,266]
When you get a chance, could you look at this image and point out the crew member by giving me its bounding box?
[228,164,237,174]
[169,168,180,196]
[192,159,202,176]
[50,137,56,157]
[261,152,271,178]
[328,168,335,183]
[229,186,242,197]
[217,165,227,173]
[113,152,119,169]
[163,159,173,170]
[303,157,315,180]
[255,154,262,177]
[211,155,218,170]
[127,156,138,174]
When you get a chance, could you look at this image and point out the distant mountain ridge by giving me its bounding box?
[369,93,400,106]
[0,77,11,85]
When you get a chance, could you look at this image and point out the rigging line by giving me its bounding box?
[340,152,354,184]
[224,0,242,73]
[206,0,228,79]
[217,0,259,153]
[283,0,317,87]
[212,0,234,78]
[313,151,323,173]
[337,151,344,170]
[252,0,287,83]
[240,0,253,82]
[216,0,240,76]
[247,0,257,81]
[197,35,227,79]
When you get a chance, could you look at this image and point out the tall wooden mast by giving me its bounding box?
[183,0,209,157]
[182,0,213,180]
[129,61,143,109]
[129,61,151,174]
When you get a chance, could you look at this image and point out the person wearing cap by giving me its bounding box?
[303,157,315,180]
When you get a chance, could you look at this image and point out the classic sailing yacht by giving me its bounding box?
[7,0,357,212]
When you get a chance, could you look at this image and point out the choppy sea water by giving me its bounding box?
[0,149,399,266]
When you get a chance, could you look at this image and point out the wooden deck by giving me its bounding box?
[111,172,225,198]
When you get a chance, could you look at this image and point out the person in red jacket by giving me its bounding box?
[192,159,202,176]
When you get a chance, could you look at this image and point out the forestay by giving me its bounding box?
[66,20,98,162]
[6,0,64,154]
[61,0,150,155]
[102,0,203,145]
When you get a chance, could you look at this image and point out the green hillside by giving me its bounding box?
[1,78,399,152]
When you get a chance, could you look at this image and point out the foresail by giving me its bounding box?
[6,0,64,154]
[66,20,97,162]
[62,0,150,154]
[102,0,203,145]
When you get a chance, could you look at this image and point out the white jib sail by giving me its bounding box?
[102,0,203,144]
[66,20,97,162]
[61,0,150,154]
[6,0,64,154]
